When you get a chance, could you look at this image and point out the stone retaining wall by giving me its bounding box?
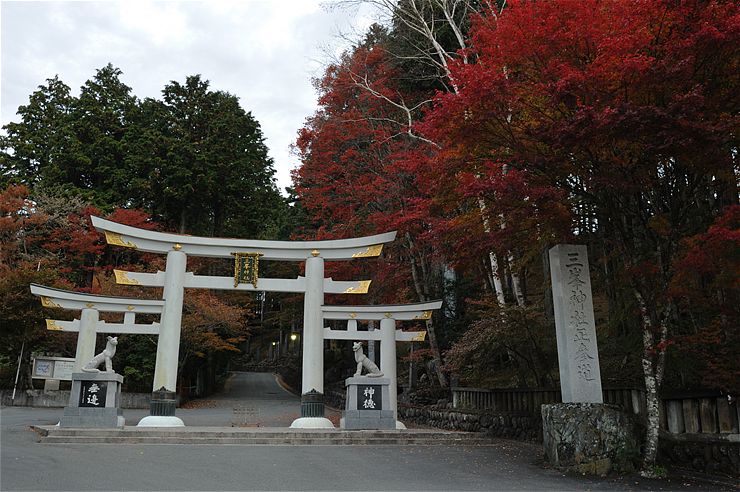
[399,404,542,441]
[0,389,151,409]
[399,403,738,478]
[659,431,739,478]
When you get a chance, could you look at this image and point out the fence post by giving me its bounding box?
[716,397,733,434]
[682,399,700,433]
[666,400,685,434]
[699,398,718,433]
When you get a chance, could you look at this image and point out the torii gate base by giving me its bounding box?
[289,417,334,429]
[138,417,185,427]
[290,390,334,428]
[138,388,184,427]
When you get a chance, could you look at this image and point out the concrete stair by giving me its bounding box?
[32,426,496,446]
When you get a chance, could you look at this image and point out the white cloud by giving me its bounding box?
[1,0,382,194]
[116,1,190,47]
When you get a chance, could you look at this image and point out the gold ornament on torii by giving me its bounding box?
[231,252,263,288]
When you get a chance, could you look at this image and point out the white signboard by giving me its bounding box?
[53,360,76,380]
[32,357,76,381]
[33,359,54,378]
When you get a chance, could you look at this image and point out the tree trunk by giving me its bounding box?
[406,232,448,387]
[509,252,525,306]
[425,317,448,388]
[179,209,187,234]
[25,360,35,391]
[212,199,225,238]
[478,197,506,304]
[635,288,669,476]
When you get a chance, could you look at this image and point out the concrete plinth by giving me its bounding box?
[342,376,395,430]
[60,372,124,428]
[542,403,639,475]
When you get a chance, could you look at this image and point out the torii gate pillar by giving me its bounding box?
[76,308,99,372]
[302,254,325,398]
[140,249,187,427]
[292,252,334,428]
[152,249,187,393]
[379,318,398,422]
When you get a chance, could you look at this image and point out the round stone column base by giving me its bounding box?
[290,417,335,429]
[137,415,185,427]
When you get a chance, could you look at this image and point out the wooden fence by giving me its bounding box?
[661,391,739,435]
[452,387,739,435]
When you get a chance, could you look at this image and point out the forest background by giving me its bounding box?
[0,0,737,472]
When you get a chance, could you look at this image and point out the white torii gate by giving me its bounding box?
[322,300,442,428]
[91,216,396,427]
[29,284,163,372]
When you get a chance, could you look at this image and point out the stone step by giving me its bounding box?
[34,427,465,438]
[33,426,494,446]
[39,435,492,445]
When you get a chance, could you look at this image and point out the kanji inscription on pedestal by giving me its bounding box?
[549,244,603,403]
[79,381,107,407]
[357,385,382,410]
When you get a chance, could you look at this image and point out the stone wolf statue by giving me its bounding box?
[353,342,383,377]
[82,336,118,373]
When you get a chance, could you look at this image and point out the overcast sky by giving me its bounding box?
[1,0,380,194]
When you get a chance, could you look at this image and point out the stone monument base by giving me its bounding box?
[542,403,639,475]
[341,376,395,430]
[60,372,124,428]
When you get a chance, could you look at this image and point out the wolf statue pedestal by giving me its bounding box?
[341,376,395,430]
[60,336,124,428]
[60,372,125,428]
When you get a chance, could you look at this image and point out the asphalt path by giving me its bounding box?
[0,372,726,491]
[177,372,331,428]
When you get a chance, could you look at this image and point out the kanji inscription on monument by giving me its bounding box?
[357,385,382,410]
[549,244,603,403]
[79,381,107,407]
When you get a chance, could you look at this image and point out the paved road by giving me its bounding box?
[0,373,727,491]
[177,372,330,427]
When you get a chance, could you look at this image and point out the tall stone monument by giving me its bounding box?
[543,245,637,475]
[548,244,602,403]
